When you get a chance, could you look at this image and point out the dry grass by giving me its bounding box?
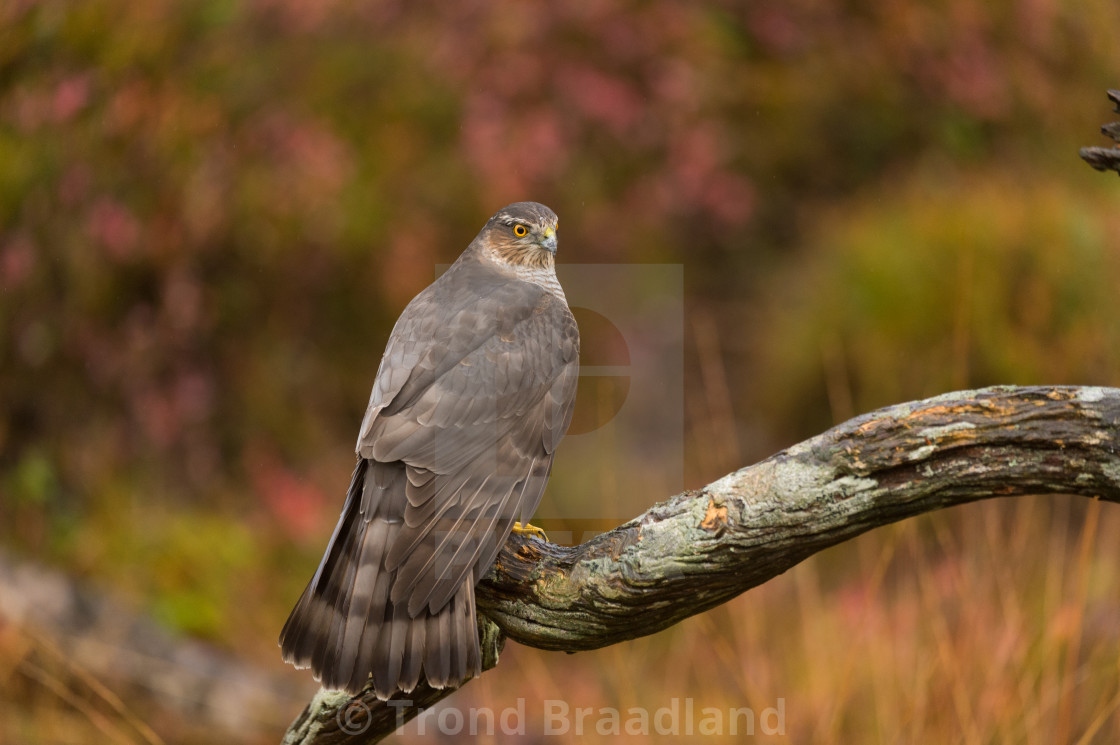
[0,621,291,745]
[0,626,165,745]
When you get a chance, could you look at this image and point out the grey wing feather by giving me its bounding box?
[361,261,579,616]
[357,262,549,448]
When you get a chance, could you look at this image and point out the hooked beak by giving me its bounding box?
[540,226,557,254]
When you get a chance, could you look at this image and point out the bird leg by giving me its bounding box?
[511,521,549,542]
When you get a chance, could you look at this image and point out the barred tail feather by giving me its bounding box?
[278,459,481,697]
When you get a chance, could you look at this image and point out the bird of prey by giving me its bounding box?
[279,202,579,697]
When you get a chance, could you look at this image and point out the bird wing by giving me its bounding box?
[356,259,579,616]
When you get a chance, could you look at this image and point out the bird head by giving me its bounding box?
[481,202,560,269]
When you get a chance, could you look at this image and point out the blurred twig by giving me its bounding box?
[1079,89,1120,175]
[284,385,1120,745]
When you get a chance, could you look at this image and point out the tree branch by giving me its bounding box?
[1079,89,1120,175]
[282,385,1120,744]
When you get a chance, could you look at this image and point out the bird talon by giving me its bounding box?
[511,521,548,542]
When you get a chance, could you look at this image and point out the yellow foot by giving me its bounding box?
[511,521,548,542]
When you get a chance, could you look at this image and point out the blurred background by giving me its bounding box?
[2,0,1119,742]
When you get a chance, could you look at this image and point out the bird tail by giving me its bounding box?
[278,459,481,697]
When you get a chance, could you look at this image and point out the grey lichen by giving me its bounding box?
[282,688,353,745]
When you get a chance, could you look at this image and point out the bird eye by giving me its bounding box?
[513,224,528,237]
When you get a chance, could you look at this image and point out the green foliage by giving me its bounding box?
[756,168,1120,436]
[6,449,57,505]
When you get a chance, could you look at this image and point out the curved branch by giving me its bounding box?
[282,385,1120,744]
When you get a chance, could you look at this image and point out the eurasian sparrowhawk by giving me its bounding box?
[279,202,579,696]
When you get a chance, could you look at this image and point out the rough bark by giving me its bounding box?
[1079,89,1120,175]
[282,385,1120,744]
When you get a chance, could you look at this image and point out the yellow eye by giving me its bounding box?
[513,224,528,237]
